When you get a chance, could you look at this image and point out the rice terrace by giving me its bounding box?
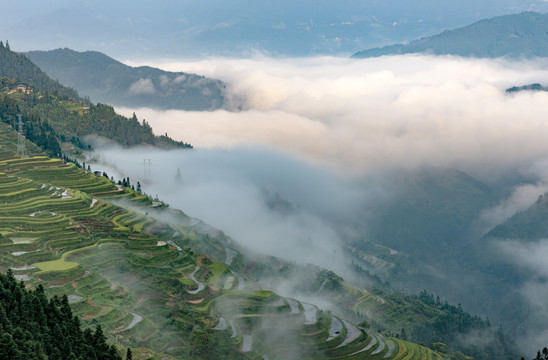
[0,118,450,359]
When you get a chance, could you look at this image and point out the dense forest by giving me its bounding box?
[0,270,125,360]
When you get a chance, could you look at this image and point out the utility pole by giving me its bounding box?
[143,159,151,178]
[16,115,27,158]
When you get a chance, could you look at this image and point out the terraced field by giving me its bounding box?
[0,121,447,359]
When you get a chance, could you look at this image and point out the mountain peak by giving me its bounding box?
[352,11,548,59]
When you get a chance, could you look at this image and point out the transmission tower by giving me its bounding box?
[143,159,151,178]
[16,115,28,158]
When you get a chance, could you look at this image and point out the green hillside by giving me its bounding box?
[0,43,191,151]
[0,102,522,359]
[27,48,228,111]
[352,12,548,59]
[0,41,78,99]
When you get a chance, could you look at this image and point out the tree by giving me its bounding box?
[126,348,133,360]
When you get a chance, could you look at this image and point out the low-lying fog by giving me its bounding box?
[89,55,548,353]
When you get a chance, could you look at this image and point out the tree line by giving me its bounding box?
[0,270,129,360]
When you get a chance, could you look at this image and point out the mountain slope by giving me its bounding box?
[352,12,548,59]
[27,48,228,110]
[0,271,123,360]
[0,42,77,98]
[0,44,191,150]
[0,121,458,360]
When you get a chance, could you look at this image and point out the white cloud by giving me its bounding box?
[121,55,548,176]
[128,78,156,94]
[88,144,359,278]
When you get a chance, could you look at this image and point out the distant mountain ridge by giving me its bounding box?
[506,83,548,93]
[352,12,548,59]
[5,1,548,58]
[27,48,229,110]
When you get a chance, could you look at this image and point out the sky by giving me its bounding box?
[4,0,548,57]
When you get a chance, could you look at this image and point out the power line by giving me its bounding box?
[16,115,27,158]
[143,159,151,178]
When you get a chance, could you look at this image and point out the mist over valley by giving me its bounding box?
[93,54,548,354]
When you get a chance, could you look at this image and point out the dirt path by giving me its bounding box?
[230,320,237,338]
[242,334,253,352]
[327,316,343,341]
[350,329,378,355]
[371,333,386,355]
[237,276,245,290]
[336,320,360,349]
[287,298,300,314]
[383,339,396,358]
[123,313,143,331]
[224,248,237,265]
[187,266,205,294]
[302,303,317,325]
[213,317,228,330]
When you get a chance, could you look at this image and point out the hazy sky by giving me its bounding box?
[4,0,548,57]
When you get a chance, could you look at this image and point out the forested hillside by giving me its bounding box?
[0,43,191,151]
[0,271,123,360]
[0,41,78,99]
[27,48,228,111]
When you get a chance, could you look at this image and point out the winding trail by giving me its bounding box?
[122,313,143,331]
[242,335,253,352]
[383,339,396,358]
[374,295,385,305]
[224,248,237,265]
[287,298,300,314]
[230,320,237,338]
[317,279,328,293]
[11,249,39,256]
[371,333,386,355]
[327,316,343,341]
[213,317,228,330]
[350,330,378,355]
[302,303,317,325]
[336,320,360,348]
[10,265,36,271]
[167,240,182,251]
[187,266,205,294]
[237,276,245,290]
